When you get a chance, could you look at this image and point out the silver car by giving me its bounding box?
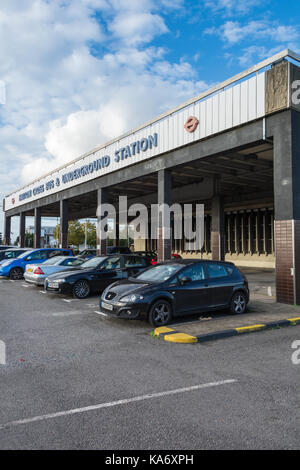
[24,256,84,286]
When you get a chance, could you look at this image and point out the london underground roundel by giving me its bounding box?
[184,116,199,133]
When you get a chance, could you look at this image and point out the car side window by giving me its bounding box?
[178,264,206,282]
[207,263,228,279]
[26,250,46,261]
[48,250,62,258]
[101,257,121,270]
[124,256,144,267]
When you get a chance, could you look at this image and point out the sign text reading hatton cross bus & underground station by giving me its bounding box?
[19,133,158,202]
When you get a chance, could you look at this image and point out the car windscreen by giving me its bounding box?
[136,264,183,282]
[80,249,96,256]
[17,250,33,259]
[81,257,107,268]
[42,256,65,266]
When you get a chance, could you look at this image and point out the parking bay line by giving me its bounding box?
[94,310,108,317]
[0,379,237,430]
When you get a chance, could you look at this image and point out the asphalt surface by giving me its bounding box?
[0,278,299,450]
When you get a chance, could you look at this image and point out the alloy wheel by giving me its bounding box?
[152,302,171,326]
[233,294,246,314]
[73,280,90,299]
[10,268,23,280]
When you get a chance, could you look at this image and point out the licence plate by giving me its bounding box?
[48,282,59,289]
[102,301,113,311]
[27,268,33,272]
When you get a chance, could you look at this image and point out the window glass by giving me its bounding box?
[178,264,206,282]
[101,257,121,270]
[26,250,47,261]
[4,251,16,259]
[61,258,83,266]
[136,264,182,282]
[81,257,106,269]
[48,250,63,258]
[124,256,144,267]
[207,263,228,279]
[43,256,64,266]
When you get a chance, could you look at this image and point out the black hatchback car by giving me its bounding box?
[99,260,249,326]
[45,254,151,299]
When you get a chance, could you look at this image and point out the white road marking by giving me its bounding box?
[62,299,72,303]
[9,280,14,283]
[0,379,237,430]
[51,311,88,316]
[22,284,29,288]
[94,310,108,317]
[39,290,46,294]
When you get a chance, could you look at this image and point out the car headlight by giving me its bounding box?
[120,294,144,303]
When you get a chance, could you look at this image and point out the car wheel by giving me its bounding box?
[73,280,90,299]
[148,300,172,327]
[9,267,24,280]
[230,291,247,315]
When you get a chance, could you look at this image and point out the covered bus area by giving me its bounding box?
[3,50,300,305]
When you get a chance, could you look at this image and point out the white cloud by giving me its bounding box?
[0,0,208,234]
[204,0,261,16]
[109,12,168,46]
[206,20,299,45]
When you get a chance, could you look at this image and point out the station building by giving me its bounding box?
[3,50,300,305]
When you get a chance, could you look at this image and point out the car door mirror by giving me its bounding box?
[179,276,192,286]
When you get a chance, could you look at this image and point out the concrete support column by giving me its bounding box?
[19,213,26,248]
[113,213,119,247]
[157,169,172,262]
[4,215,11,245]
[60,200,69,249]
[97,188,108,256]
[211,195,225,261]
[271,110,300,305]
[34,207,41,248]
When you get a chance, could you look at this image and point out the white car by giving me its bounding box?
[24,256,84,286]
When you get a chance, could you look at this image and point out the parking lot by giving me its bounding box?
[0,271,299,450]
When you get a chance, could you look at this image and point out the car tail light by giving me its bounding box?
[34,267,44,275]
[151,259,157,265]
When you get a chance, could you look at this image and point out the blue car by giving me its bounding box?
[0,248,73,280]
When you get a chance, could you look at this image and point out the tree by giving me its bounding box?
[85,221,96,247]
[53,221,85,247]
[25,233,33,247]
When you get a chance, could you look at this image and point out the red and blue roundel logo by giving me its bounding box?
[184,116,199,133]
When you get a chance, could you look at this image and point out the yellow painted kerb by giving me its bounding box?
[154,326,175,336]
[164,333,198,343]
[288,317,300,323]
[235,324,265,333]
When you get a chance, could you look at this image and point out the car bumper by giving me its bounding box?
[24,273,45,285]
[0,270,10,277]
[99,299,148,319]
[44,280,73,295]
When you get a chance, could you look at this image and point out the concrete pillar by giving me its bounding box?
[271,110,300,305]
[211,195,225,261]
[34,207,41,248]
[97,188,108,256]
[19,213,26,248]
[60,200,68,248]
[4,215,11,245]
[157,169,172,262]
[113,213,119,247]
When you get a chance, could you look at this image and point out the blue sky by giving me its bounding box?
[0,0,299,239]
